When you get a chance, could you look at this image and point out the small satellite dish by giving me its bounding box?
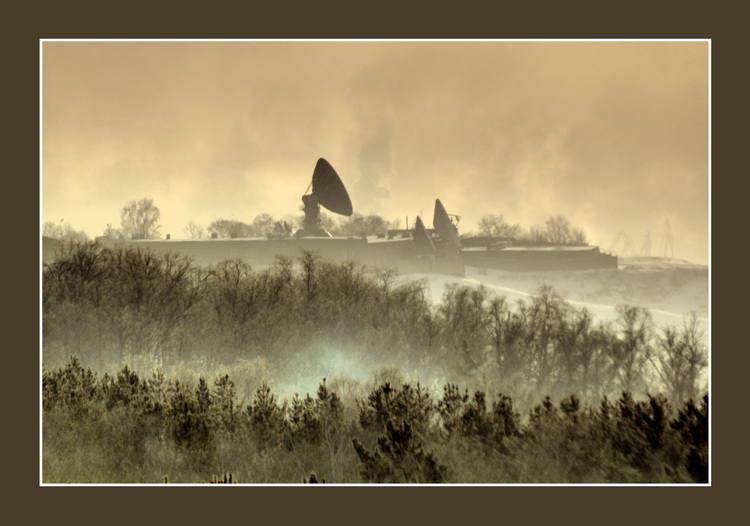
[413,216,435,253]
[296,158,354,238]
[433,198,462,249]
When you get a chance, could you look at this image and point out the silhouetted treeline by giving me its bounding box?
[475,214,589,245]
[205,212,399,239]
[42,357,708,483]
[43,242,707,408]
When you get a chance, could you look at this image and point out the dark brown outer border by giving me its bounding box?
[11,0,742,523]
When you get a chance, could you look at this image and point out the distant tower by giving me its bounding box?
[641,231,651,258]
[660,220,674,258]
[610,231,636,257]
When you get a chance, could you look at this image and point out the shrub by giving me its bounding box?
[43,356,101,416]
[352,421,449,483]
[248,382,286,448]
[670,394,709,483]
[358,382,435,438]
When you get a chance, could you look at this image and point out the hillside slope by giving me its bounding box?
[400,257,708,330]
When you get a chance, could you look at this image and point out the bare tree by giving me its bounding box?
[477,214,521,238]
[545,215,572,244]
[610,305,654,395]
[650,314,708,406]
[208,219,252,238]
[120,198,161,239]
[102,223,124,240]
[571,227,588,246]
[526,225,548,243]
[524,285,568,395]
[484,296,527,389]
[251,213,275,237]
[184,220,205,239]
[43,221,88,242]
[42,221,63,239]
[437,284,490,378]
[327,213,396,237]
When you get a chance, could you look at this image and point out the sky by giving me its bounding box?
[42,40,709,264]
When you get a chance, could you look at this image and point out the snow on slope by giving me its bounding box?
[397,257,708,330]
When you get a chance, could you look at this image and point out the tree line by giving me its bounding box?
[202,212,401,239]
[475,213,589,245]
[45,196,588,245]
[43,242,707,410]
[43,356,708,483]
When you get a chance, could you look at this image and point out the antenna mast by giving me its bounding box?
[660,220,674,258]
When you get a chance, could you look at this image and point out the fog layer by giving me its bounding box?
[43,41,708,264]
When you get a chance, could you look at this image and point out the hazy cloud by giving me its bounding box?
[42,40,708,263]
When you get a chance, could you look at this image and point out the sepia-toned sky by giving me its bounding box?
[42,40,709,264]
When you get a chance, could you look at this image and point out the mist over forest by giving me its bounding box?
[42,241,708,484]
[41,40,709,484]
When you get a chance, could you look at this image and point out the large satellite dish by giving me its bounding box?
[312,158,353,216]
[433,198,462,249]
[412,216,435,253]
[296,158,354,238]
